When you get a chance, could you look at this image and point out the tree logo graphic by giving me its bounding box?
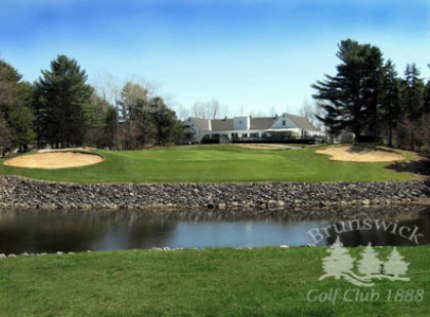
[319,236,410,287]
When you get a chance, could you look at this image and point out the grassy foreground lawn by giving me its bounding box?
[0,247,429,316]
[0,145,420,183]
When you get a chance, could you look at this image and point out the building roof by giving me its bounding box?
[285,113,320,131]
[187,117,210,131]
[211,118,234,131]
[250,117,277,130]
[186,113,319,132]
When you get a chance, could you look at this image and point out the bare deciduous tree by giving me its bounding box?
[299,99,326,130]
[191,99,222,119]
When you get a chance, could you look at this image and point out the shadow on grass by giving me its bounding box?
[386,155,430,177]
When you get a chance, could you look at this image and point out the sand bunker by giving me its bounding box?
[4,151,104,169]
[315,145,404,162]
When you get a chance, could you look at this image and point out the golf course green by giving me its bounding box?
[0,145,420,183]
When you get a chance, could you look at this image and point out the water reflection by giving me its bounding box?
[0,207,428,254]
[325,210,430,246]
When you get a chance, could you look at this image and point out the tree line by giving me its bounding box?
[312,39,430,151]
[1,42,429,155]
[0,55,183,155]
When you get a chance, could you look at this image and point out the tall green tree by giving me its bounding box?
[0,59,35,151]
[423,80,430,113]
[402,63,424,120]
[8,105,36,151]
[149,97,183,145]
[103,106,118,149]
[116,82,149,149]
[84,91,113,146]
[380,60,402,147]
[0,113,12,157]
[35,55,92,148]
[312,39,384,142]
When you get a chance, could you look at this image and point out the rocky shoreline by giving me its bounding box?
[0,176,429,212]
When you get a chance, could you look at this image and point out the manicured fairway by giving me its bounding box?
[0,145,420,183]
[0,247,428,316]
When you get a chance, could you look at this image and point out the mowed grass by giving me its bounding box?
[0,247,429,316]
[0,145,420,183]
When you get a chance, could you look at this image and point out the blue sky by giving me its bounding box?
[0,0,429,116]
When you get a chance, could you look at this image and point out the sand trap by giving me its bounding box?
[4,151,104,169]
[315,145,404,162]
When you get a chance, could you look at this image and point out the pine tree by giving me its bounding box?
[0,113,12,157]
[8,105,36,151]
[0,59,36,151]
[380,60,402,147]
[402,63,424,120]
[383,247,409,281]
[312,39,384,142]
[104,106,118,149]
[35,55,92,147]
[357,243,383,278]
[150,96,183,145]
[423,81,430,113]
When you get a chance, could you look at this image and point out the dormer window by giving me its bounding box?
[282,120,286,126]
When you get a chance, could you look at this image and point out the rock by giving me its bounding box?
[218,203,227,210]
[0,175,427,212]
[361,199,371,206]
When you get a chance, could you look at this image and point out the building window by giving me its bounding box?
[250,133,259,138]
[241,133,248,138]
[282,120,286,126]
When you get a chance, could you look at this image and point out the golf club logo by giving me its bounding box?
[320,237,410,287]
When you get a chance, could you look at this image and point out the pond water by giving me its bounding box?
[0,208,429,254]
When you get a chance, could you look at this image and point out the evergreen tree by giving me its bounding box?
[150,97,183,145]
[84,91,113,146]
[402,63,424,120]
[135,98,156,146]
[312,39,384,142]
[8,105,36,151]
[0,60,21,105]
[104,106,118,149]
[361,45,384,140]
[0,59,36,151]
[0,113,12,157]
[423,80,430,113]
[380,60,402,147]
[35,55,92,147]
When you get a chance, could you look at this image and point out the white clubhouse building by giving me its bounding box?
[183,113,323,143]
